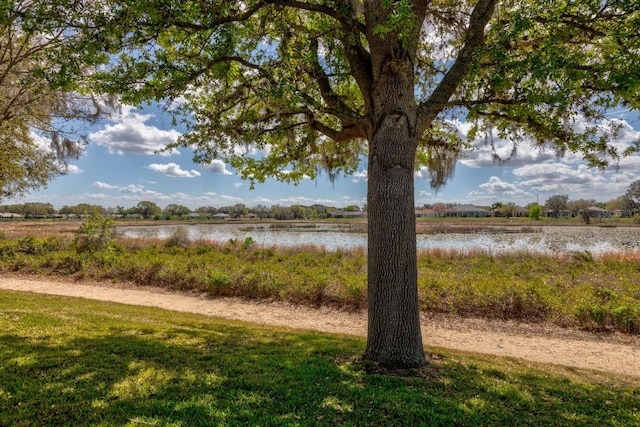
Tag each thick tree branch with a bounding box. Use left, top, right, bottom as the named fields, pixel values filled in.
left=267, top=0, right=366, bottom=35
left=160, top=1, right=270, bottom=30
left=417, top=0, right=497, bottom=135
left=276, top=0, right=373, bottom=119
left=446, top=96, right=522, bottom=108
left=310, top=120, right=366, bottom=142
left=188, top=56, right=265, bottom=83
left=336, top=29, right=373, bottom=121
left=307, top=38, right=362, bottom=122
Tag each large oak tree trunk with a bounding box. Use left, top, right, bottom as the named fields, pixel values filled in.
left=363, top=51, right=426, bottom=369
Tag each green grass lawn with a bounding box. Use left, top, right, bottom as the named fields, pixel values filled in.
left=1, top=291, right=638, bottom=426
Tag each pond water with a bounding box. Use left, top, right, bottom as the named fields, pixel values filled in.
left=116, top=222, right=640, bottom=255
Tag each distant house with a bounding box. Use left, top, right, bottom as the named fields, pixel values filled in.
left=444, top=205, right=490, bottom=218
left=544, top=209, right=574, bottom=218
left=0, top=212, right=23, bottom=220
left=513, top=207, right=530, bottom=217
left=415, top=209, right=437, bottom=218
left=212, top=213, right=230, bottom=220
left=612, top=209, right=634, bottom=218
left=331, top=210, right=367, bottom=219
left=586, top=206, right=609, bottom=219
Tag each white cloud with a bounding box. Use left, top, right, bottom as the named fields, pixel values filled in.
left=251, top=196, right=275, bottom=205
left=117, top=184, right=146, bottom=194
left=29, top=131, right=86, bottom=175
left=512, top=162, right=631, bottom=201
left=117, top=184, right=164, bottom=198
left=65, top=164, right=83, bottom=174
left=278, top=196, right=314, bottom=205
left=200, top=159, right=233, bottom=175
left=352, top=170, right=368, bottom=183
left=89, top=106, right=181, bottom=156
left=166, top=192, right=191, bottom=201
left=461, top=136, right=558, bottom=168
left=148, top=162, right=201, bottom=178
left=454, top=115, right=640, bottom=170
left=608, top=118, right=640, bottom=151
left=415, top=167, right=433, bottom=180
left=514, top=163, right=602, bottom=190
left=195, top=192, right=245, bottom=205
left=217, top=194, right=245, bottom=204
left=30, top=131, right=52, bottom=151
left=615, top=153, right=640, bottom=172
left=479, top=176, right=533, bottom=198
left=234, top=182, right=243, bottom=188
left=93, top=181, right=119, bottom=189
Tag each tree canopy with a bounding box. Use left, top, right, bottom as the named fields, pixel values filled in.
left=0, top=1, right=116, bottom=201
left=545, top=194, right=569, bottom=217
left=163, top=204, right=192, bottom=218
left=37, top=0, right=638, bottom=183
left=136, top=200, right=162, bottom=219
left=22, top=0, right=640, bottom=368
left=625, top=179, right=640, bottom=205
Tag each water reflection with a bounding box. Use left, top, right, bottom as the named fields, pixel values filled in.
left=116, top=223, right=640, bottom=255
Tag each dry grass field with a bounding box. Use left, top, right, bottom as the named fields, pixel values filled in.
left=0, top=220, right=84, bottom=239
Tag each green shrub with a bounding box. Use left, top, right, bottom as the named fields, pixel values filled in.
left=339, top=276, right=367, bottom=308
left=42, top=235, right=68, bottom=252
left=16, top=235, right=44, bottom=255
left=134, top=259, right=166, bottom=286
left=0, top=241, right=16, bottom=259
left=90, top=242, right=126, bottom=269
left=242, top=236, right=255, bottom=250
left=42, top=252, right=83, bottom=274
left=611, top=303, right=640, bottom=334
left=74, top=211, right=116, bottom=253
left=595, top=286, right=618, bottom=302
left=206, top=269, right=232, bottom=293
left=529, top=204, right=542, bottom=220
left=571, top=250, right=595, bottom=262
left=164, top=227, right=190, bottom=248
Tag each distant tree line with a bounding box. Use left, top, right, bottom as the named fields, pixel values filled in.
left=0, top=201, right=359, bottom=220
left=4, top=180, right=640, bottom=220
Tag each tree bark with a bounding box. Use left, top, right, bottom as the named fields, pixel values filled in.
left=363, top=49, right=426, bottom=368
left=365, top=146, right=425, bottom=368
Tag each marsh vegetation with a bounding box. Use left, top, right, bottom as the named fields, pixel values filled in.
left=1, top=219, right=639, bottom=334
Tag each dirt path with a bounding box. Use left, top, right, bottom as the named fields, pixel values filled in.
left=1, top=275, right=638, bottom=378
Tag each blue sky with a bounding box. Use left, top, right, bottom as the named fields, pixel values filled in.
left=8, top=104, right=640, bottom=211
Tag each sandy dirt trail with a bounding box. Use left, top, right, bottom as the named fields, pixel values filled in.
left=1, top=275, right=638, bottom=378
